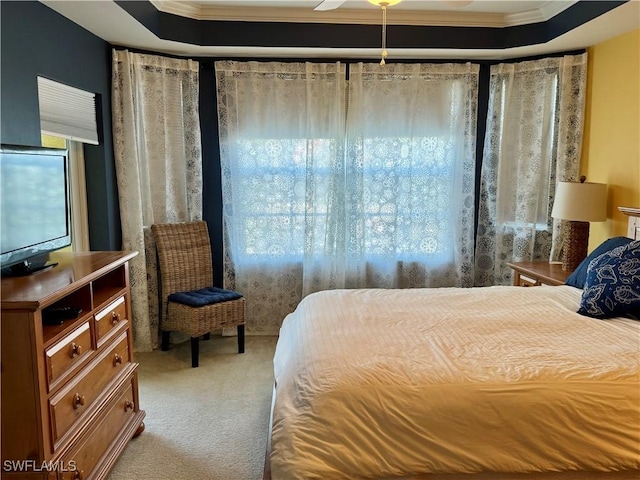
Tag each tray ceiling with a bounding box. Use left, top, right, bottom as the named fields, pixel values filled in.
left=40, top=0, right=640, bottom=60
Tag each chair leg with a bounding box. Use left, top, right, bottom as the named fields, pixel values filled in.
left=191, top=337, right=200, bottom=368
left=203, top=332, right=211, bottom=341
left=237, top=324, right=245, bottom=354
left=161, top=331, right=170, bottom=351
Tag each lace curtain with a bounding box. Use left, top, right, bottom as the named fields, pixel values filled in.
left=346, top=62, right=478, bottom=289
left=474, top=53, right=588, bottom=286
left=112, top=49, right=202, bottom=351
left=216, top=61, right=479, bottom=334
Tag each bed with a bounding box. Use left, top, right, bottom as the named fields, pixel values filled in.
left=264, top=210, right=640, bottom=480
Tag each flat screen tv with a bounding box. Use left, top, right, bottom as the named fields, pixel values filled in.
left=0, top=144, right=72, bottom=276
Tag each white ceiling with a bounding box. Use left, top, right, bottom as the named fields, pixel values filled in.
left=41, top=0, right=640, bottom=60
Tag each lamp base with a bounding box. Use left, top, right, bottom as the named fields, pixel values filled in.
left=562, top=221, right=590, bottom=272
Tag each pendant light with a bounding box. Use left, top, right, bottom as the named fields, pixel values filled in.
left=368, top=0, right=402, bottom=66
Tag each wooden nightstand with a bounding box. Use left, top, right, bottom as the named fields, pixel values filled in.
left=507, top=261, right=571, bottom=287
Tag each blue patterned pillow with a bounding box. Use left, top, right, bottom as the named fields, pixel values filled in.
left=578, top=240, right=640, bottom=318
left=565, top=236, right=633, bottom=288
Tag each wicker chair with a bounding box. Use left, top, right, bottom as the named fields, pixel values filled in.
left=151, top=221, right=245, bottom=367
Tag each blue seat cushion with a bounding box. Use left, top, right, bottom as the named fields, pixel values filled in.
left=169, top=287, right=243, bottom=307
left=577, top=240, right=640, bottom=319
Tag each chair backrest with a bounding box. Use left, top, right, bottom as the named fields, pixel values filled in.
left=151, top=221, right=214, bottom=297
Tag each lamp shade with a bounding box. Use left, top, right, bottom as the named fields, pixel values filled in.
left=551, top=181, right=607, bottom=222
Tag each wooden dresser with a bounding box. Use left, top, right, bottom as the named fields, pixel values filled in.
left=1, top=251, right=145, bottom=480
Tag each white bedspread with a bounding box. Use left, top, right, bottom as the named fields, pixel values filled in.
left=271, top=286, right=640, bottom=480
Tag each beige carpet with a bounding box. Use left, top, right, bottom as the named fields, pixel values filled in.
left=108, top=336, right=277, bottom=480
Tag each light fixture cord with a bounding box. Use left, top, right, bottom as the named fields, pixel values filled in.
left=380, top=4, right=388, bottom=66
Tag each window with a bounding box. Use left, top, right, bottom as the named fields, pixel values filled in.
left=358, top=135, right=455, bottom=261
left=41, top=135, right=90, bottom=252
left=217, top=61, right=478, bottom=292
left=474, top=54, right=587, bottom=286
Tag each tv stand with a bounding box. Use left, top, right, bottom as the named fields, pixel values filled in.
left=1, top=251, right=145, bottom=480
left=1, top=258, right=58, bottom=277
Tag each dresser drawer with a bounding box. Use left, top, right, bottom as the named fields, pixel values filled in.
left=49, top=331, right=131, bottom=447
left=59, top=377, right=138, bottom=480
left=94, top=296, right=127, bottom=347
left=45, top=321, right=94, bottom=393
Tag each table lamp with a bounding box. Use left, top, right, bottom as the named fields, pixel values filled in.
left=551, top=178, right=607, bottom=271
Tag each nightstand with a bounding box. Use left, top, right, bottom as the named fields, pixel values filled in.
left=507, top=261, right=571, bottom=287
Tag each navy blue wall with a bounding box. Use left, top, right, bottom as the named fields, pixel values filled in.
left=1, top=1, right=121, bottom=251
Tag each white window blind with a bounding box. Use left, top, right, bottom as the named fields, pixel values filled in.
left=37, top=77, right=99, bottom=145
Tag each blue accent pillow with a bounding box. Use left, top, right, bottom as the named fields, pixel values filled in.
left=565, top=236, right=634, bottom=288
left=169, top=287, right=243, bottom=307
left=577, top=240, right=640, bottom=319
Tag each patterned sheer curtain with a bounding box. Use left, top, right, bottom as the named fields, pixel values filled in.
left=216, top=61, right=347, bottom=335
left=474, top=53, right=588, bottom=286
left=216, top=61, right=479, bottom=335
left=112, top=49, right=202, bottom=351
left=345, top=62, right=478, bottom=290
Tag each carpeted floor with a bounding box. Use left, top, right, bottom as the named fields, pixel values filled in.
left=108, top=335, right=277, bottom=480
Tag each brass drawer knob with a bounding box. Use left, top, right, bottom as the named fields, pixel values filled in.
left=70, top=342, right=83, bottom=358
left=72, top=393, right=86, bottom=409
left=124, top=399, right=135, bottom=412
left=113, top=353, right=123, bottom=367
left=111, top=312, right=121, bottom=325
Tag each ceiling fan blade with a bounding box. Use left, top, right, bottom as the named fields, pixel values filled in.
left=314, top=0, right=347, bottom=11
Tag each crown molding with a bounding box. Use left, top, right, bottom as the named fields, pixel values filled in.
left=505, top=1, right=576, bottom=26
left=538, top=0, right=577, bottom=20
left=150, top=0, right=202, bottom=19
left=149, top=0, right=580, bottom=27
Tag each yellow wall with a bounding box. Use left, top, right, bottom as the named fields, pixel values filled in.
left=581, top=29, right=640, bottom=249
left=41, top=134, right=66, bottom=149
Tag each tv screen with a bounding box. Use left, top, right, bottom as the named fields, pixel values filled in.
left=0, top=144, right=72, bottom=275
